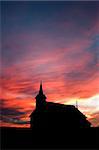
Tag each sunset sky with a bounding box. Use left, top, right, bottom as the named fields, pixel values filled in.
left=1, top=1, right=99, bottom=127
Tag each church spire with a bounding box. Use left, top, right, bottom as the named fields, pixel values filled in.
left=35, top=81, right=46, bottom=110
left=39, top=81, right=43, bottom=94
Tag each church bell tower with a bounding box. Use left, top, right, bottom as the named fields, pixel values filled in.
left=35, top=81, right=46, bottom=110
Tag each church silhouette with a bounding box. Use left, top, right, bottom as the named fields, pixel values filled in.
left=30, top=82, right=91, bottom=129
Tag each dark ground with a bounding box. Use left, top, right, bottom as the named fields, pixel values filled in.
left=1, top=127, right=99, bottom=149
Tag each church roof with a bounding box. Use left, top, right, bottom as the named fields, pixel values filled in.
left=30, top=101, right=86, bottom=120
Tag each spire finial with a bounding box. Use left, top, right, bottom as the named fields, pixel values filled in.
left=39, top=80, right=43, bottom=94
left=40, top=80, right=42, bottom=86
left=76, top=100, right=78, bottom=109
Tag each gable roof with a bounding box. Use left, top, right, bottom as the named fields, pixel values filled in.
left=30, top=101, right=86, bottom=120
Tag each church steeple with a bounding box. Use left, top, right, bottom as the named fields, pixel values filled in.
left=35, top=81, right=46, bottom=110
left=39, top=81, right=43, bottom=94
